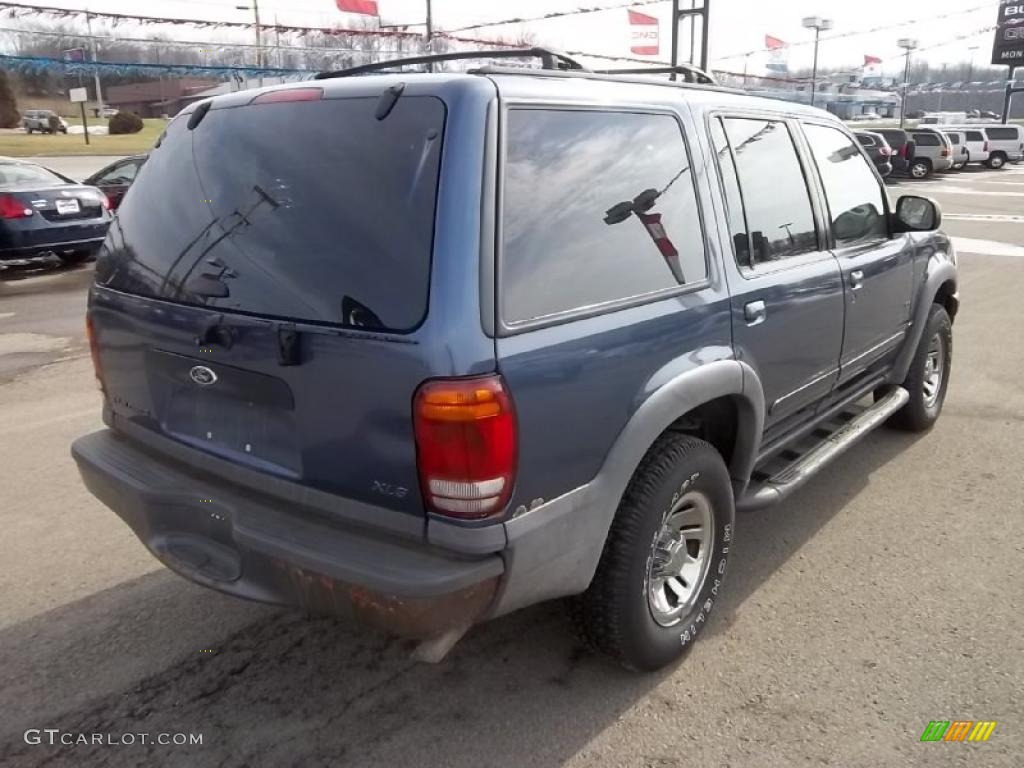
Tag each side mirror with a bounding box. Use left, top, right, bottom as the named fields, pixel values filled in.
left=893, top=195, right=941, bottom=233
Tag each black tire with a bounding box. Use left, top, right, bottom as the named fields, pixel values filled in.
left=570, top=434, right=734, bottom=671
left=57, top=250, right=91, bottom=265
left=909, top=159, right=931, bottom=179
left=986, top=153, right=1006, bottom=170
left=887, top=304, right=952, bottom=432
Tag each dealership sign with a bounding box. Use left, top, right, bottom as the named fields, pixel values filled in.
left=992, top=1, right=1024, bottom=65
left=628, top=9, right=659, bottom=56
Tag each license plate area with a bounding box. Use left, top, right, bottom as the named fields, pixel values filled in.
left=55, top=199, right=80, bottom=215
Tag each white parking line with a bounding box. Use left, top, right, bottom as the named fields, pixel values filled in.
left=0, top=312, right=14, bottom=320
left=923, top=187, right=1024, bottom=197
left=951, top=237, right=1024, bottom=257
left=944, top=213, right=1024, bottom=223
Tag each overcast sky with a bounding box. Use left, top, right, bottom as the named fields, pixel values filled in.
left=12, top=0, right=1005, bottom=76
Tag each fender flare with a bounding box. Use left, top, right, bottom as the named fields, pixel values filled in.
left=493, top=359, right=765, bottom=617
left=891, top=257, right=958, bottom=384
left=592, top=358, right=765, bottom=504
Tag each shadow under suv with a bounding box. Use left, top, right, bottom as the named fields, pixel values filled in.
left=73, top=50, right=959, bottom=671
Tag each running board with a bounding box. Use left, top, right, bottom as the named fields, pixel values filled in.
left=736, top=387, right=909, bottom=512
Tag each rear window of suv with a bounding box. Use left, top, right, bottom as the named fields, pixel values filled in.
left=97, top=95, right=445, bottom=332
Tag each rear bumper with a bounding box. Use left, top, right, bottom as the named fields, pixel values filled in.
left=71, top=429, right=503, bottom=639
left=0, top=236, right=105, bottom=262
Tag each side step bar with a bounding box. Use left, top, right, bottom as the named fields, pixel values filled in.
left=736, top=387, right=909, bottom=512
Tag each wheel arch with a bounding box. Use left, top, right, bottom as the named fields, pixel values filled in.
left=492, top=359, right=765, bottom=618
left=891, top=246, right=958, bottom=384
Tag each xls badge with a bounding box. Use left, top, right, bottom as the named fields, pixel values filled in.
left=189, top=366, right=218, bottom=386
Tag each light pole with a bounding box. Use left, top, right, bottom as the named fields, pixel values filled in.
left=802, top=17, right=833, bottom=108
left=898, top=38, right=918, bottom=128
left=84, top=11, right=105, bottom=116
left=236, top=1, right=263, bottom=87
left=967, top=45, right=979, bottom=112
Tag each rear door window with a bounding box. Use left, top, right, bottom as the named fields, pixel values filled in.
left=98, top=95, right=446, bottom=332
left=721, top=117, right=818, bottom=265
left=913, top=133, right=940, bottom=146
left=500, top=109, right=707, bottom=324
left=966, top=131, right=984, bottom=141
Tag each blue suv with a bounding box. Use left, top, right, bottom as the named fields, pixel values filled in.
left=73, top=50, right=958, bottom=671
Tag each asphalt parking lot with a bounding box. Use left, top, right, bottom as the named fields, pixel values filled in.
left=1, top=158, right=1022, bottom=767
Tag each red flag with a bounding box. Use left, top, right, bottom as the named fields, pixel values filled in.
left=864, top=54, right=882, bottom=66
left=628, top=10, right=659, bottom=56
left=336, top=0, right=379, bottom=15
left=765, top=35, right=786, bottom=50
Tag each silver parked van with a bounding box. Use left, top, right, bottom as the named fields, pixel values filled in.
left=943, top=124, right=1024, bottom=168
left=907, top=128, right=954, bottom=178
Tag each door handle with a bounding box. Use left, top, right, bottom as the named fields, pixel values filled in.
left=744, top=300, right=767, bottom=326
left=850, top=270, right=864, bottom=291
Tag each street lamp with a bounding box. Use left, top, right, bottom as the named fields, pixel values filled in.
left=967, top=45, right=979, bottom=112
left=802, top=16, right=833, bottom=108
left=236, top=1, right=263, bottom=87
left=897, top=38, right=918, bottom=127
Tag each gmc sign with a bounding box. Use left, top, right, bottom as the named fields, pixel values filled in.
left=993, top=1, right=1024, bottom=65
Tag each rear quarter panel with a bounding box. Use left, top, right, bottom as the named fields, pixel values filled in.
left=489, top=78, right=735, bottom=514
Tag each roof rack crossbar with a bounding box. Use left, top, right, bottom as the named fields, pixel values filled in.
left=316, top=47, right=590, bottom=80
left=593, top=65, right=717, bottom=85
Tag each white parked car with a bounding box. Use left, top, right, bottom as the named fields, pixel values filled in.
left=959, top=128, right=991, bottom=166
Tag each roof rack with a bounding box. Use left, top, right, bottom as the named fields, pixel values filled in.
left=316, top=47, right=590, bottom=80
left=593, top=65, right=716, bottom=85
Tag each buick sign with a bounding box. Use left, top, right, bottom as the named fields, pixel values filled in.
left=993, top=1, right=1024, bottom=65
left=189, top=366, right=218, bottom=386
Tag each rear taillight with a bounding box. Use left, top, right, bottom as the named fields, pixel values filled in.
left=413, top=375, right=516, bottom=519
left=983, top=141, right=989, bottom=152
left=100, top=192, right=111, bottom=210
left=900, top=144, right=909, bottom=157
left=940, top=147, right=950, bottom=157
left=0, top=194, right=32, bottom=219
left=85, top=313, right=105, bottom=393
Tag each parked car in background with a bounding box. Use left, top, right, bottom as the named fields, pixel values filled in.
left=22, top=109, right=69, bottom=134
left=72, top=54, right=958, bottom=672
left=940, top=130, right=970, bottom=170
left=854, top=130, right=893, bottom=177
left=942, top=124, right=1024, bottom=169
left=876, top=128, right=916, bottom=176
left=907, top=128, right=954, bottom=178
left=84, top=154, right=147, bottom=210
left=958, top=128, right=991, bottom=166
left=0, top=157, right=111, bottom=265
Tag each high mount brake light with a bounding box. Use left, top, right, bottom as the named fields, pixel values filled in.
left=250, top=88, right=323, bottom=105
left=413, top=376, right=517, bottom=519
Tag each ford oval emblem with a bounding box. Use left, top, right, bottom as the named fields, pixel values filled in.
left=189, top=365, right=218, bottom=386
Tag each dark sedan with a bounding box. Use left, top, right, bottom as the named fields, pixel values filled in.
left=854, top=131, right=893, bottom=178
left=84, top=154, right=147, bottom=211
left=0, top=158, right=112, bottom=266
